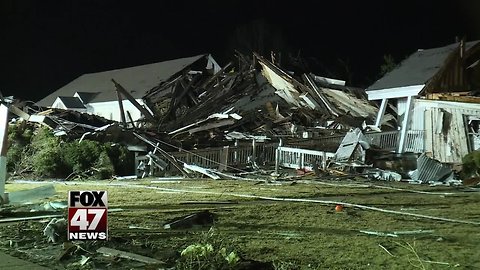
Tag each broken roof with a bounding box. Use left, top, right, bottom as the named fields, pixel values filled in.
left=367, top=40, right=480, bottom=91
left=36, top=54, right=210, bottom=107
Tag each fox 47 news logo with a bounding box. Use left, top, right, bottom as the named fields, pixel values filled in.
left=68, top=191, right=108, bottom=240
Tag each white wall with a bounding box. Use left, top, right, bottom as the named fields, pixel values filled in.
left=410, top=99, right=480, bottom=163
left=51, top=98, right=67, bottom=110
left=88, top=99, right=150, bottom=122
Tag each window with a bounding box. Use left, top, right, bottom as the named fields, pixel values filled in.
left=465, top=115, right=480, bottom=152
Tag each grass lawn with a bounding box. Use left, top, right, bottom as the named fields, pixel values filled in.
left=1, top=178, right=479, bottom=269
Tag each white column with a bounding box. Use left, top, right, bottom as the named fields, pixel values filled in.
left=0, top=104, right=9, bottom=203
left=374, top=98, right=388, bottom=128
left=397, top=96, right=413, bottom=153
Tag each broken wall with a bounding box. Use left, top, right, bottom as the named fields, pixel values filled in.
left=412, top=99, right=480, bottom=163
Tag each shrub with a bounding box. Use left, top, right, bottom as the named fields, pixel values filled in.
left=105, top=143, right=135, bottom=176
left=62, top=140, right=119, bottom=179
left=6, top=122, right=34, bottom=173
left=94, top=150, right=114, bottom=179
left=461, top=150, right=480, bottom=180
left=62, top=140, right=103, bottom=173
left=6, top=124, right=132, bottom=179
left=30, top=127, right=65, bottom=177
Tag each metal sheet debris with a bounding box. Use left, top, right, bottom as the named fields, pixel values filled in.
left=8, top=185, right=56, bottom=204
left=333, top=128, right=370, bottom=165
left=409, top=153, right=453, bottom=183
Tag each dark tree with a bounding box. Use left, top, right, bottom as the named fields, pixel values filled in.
left=379, top=54, right=397, bottom=76
left=226, top=19, right=289, bottom=59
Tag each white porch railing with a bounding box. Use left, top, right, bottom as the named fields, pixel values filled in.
left=404, top=130, right=425, bottom=153
left=365, top=130, right=399, bottom=151
left=275, top=146, right=335, bottom=171
left=364, top=130, right=425, bottom=153
left=162, top=130, right=426, bottom=175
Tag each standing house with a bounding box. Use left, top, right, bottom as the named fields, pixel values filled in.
left=36, top=54, right=220, bottom=123
left=367, top=40, right=480, bottom=164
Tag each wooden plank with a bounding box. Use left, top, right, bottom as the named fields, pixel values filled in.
left=111, top=79, right=154, bottom=121
left=115, top=90, right=127, bottom=127
left=200, top=62, right=232, bottom=89
left=8, top=105, right=30, bottom=121
left=187, top=119, right=235, bottom=134
left=375, top=98, right=388, bottom=128
left=303, top=74, right=340, bottom=117
left=97, top=247, right=163, bottom=265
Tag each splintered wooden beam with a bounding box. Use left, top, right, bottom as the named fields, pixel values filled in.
left=8, top=105, right=30, bottom=121
left=200, top=61, right=233, bottom=89
left=111, top=79, right=155, bottom=121
left=97, top=247, right=164, bottom=265
left=303, top=74, right=340, bottom=117
left=115, top=90, right=127, bottom=126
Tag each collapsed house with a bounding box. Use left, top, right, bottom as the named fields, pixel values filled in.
left=22, top=42, right=479, bottom=182
left=142, top=53, right=382, bottom=143
left=367, top=39, right=480, bottom=164
left=25, top=51, right=382, bottom=178
left=130, top=52, right=388, bottom=175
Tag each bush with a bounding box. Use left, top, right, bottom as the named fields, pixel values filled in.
left=62, top=140, right=103, bottom=173
left=94, top=150, right=114, bottom=179
left=30, top=127, right=65, bottom=177
left=461, top=150, right=480, bottom=180
left=6, top=122, right=34, bottom=173
left=6, top=124, right=132, bottom=179
left=62, top=140, right=120, bottom=179
left=105, top=144, right=134, bottom=176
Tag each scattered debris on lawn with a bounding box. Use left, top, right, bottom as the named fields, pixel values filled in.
left=163, top=210, right=215, bottom=229
left=359, top=229, right=434, bottom=238
left=97, top=247, right=164, bottom=265
left=8, top=184, right=56, bottom=204
left=43, top=218, right=67, bottom=243
left=409, top=153, right=454, bottom=184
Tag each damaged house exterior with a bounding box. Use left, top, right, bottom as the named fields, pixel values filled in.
left=368, top=40, right=480, bottom=164
left=36, top=54, right=220, bottom=123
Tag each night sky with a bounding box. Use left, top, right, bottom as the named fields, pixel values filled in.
left=1, top=0, right=479, bottom=102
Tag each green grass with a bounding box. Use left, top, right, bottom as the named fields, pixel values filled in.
left=2, top=179, right=480, bottom=269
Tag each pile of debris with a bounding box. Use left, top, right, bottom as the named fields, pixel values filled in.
left=139, top=52, right=387, bottom=149
left=2, top=51, right=476, bottom=185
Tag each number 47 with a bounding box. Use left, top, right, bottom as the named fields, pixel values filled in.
left=71, top=209, right=105, bottom=230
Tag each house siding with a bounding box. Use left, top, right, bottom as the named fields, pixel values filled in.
left=88, top=99, right=150, bottom=122
left=410, top=99, right=480, bottom=163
